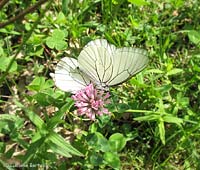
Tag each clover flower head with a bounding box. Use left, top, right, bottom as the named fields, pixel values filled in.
left=72, top=84, right=110, bottom=120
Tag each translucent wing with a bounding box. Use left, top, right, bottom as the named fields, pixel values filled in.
left=78, top=39, right=115, bottom=87
left=85, top=39, right=116, bottom=53
left=107, top=47, right=148, bottom=86
left=52, top=39, right=148, bottom=93
left=78, top=39, right=148, bottom=88
left=53, top=57, right=90, bottom=93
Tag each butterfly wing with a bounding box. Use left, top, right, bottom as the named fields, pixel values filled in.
left=78, top=39, right=115, bottom=86
left=52, top=39, right=148, bottom=93
left=107, top=47, right=148, bottom=86
left=53, top=57, right=90, bottom=93
left=78, top=39, right=148, bottom=88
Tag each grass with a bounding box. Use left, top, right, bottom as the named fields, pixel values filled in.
left=0, top=0, right=200, bottom=169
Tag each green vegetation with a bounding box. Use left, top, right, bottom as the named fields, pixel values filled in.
left=0, top=0, right=200, bottom=169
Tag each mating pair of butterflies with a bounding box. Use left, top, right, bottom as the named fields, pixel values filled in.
left=51, top=39, right=148, bottom=93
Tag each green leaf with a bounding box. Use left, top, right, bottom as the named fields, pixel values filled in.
left=162, top=115, right=183, bottom=126
left=47, top=132, right=83, bottom=156
left=47, top=101, right=74, bottom=129
left=134, top=114, right=161, bottom=121
left=166, top=68, right=184, bottom=76
left=0, top=114, right=24, bottom=124
left=158, top=120, right=165, bottom=145
left=128, top=0, right=148, bottom=6
left=27, top=77, right=53, bottom=92
left=155, top=84, right=172, bottom=94
left=193, top=54, right=200, bottom=58
left=89, top=153, right=103, bottom=166
left=0, top=56, right=17, bottom=72
left=176, top=93, right=189, bottom=108
left=33, top=88, right=63, bottom=106
left=4, top=147, right=15, bottom=159
left=188, top=30, right=200, bottom=45
left=27, top=76, right=45, bottom=91
left=104, top=152, right=120, bottom=169
left=33, top=92, right=51, bottom=106
left=0, top=47, right=4, bottom=57
left=0, top=142, right=5, bottom=153
left=193, top=63, right=200, bottom=72
left=56, top=12, right=67, bottom=24
left=62, top=0, right=69, bottom=15
left=55, top=40, right=67, bottom=50
left=97, top=114, right=111, bottom=128
left=31, top=131, right=43, bottom=143
left=46, top=29, right=68, bottom=50
left=95, top=132, right=110, bottom=152
left=52, top=29, right=66, bottom=40
left=32, top=87, right=54, bottom=107
left=0, top=114, right=24, bottom=136
left=14, top=100, right=44, bottom=129
left=87, top=132, right=110, bottom=152
left=22, top=137, right=46, bottom=164
left=0, top=28, right=20, bottom=35
left=27, top=110, right=45, bottom=129
left=46, top=37, right=55, bottom=49
left=89, top=123, right=98, bottom=133
left=0, top=121, right=11, bottom=133
left=146, top=69, right=164, bottom=74
left=109, top=133, right=127, bottom=152
left=47, top=141, right=72, bottom=158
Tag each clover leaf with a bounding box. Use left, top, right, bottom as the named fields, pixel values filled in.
left=46, top=29, right=68, bottom=50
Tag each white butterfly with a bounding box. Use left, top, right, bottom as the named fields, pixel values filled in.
left=50, top=39, right=148, bottom=93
